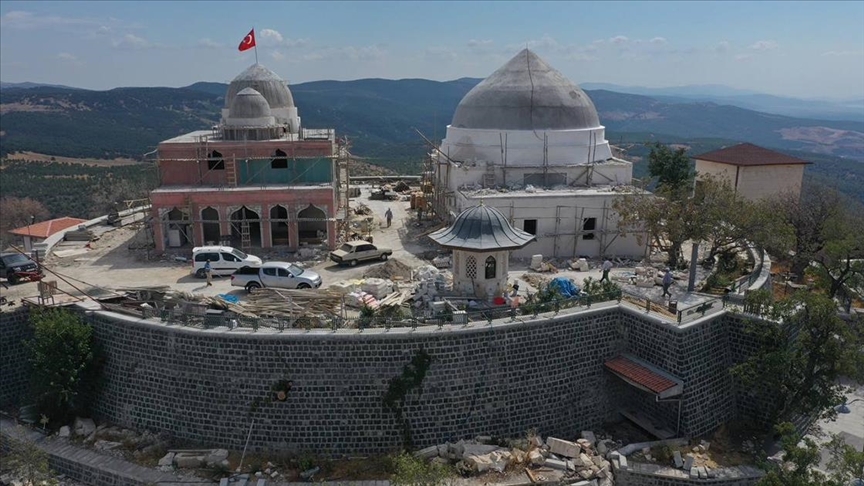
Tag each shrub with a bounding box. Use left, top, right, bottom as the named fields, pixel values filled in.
left=390, top=452, right=451, bottom=486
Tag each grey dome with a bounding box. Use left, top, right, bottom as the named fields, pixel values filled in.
left=228, top=88, right=272, bottom=120
left=224, top=63, right=295, bottom=110
left=429, top=204, right=535, bottom=251
left=451, top=49, right=600, bottom=131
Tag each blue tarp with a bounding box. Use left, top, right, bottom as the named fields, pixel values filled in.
left=548, top=277, right=580, bottom=298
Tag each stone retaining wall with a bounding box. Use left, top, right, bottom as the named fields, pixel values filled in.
left=615, top=461, right=762, bottom=486
left=0, top=305, right=32, bottom=408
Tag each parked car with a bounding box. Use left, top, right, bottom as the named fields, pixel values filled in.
left=231, top=262, right=322, bottom=292
left=191, top=246, right=262, bottom=278
left=0, top=252, right=41, bottom=285
left=329, top=241, right=393, bottom=266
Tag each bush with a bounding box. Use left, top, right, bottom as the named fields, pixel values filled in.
left=389, top=452, right=451, bottom=486
left=581, top=277, right=623, bottom=302
left=25, top=308, right=95, bottom=425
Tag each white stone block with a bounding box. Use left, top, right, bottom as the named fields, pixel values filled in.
left=547, top=437, right=581, bottom=458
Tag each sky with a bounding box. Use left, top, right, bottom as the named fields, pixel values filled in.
left=1, top=1, right=863, bottom=99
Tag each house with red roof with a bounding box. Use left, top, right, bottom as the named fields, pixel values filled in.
left=8, top=216, right=87, bottom=252
left=692, top=142, right=811, bottom=201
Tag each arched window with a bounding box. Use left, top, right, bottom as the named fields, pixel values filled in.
left=271, top=149, right=288, bottom=169
left=465, top=255, right=477, bottom=280
left=207, top=150, right=224, bottom=170
left=485, top=256, right=496, bottom=279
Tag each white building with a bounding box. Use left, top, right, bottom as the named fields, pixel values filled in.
left=432, top=49, right=647, bottom=259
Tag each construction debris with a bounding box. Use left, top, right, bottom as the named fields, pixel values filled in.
left=362, top=258, right=413, bottom=280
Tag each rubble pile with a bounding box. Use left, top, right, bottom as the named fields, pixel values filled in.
left=413, top=265, right=453, bottom=303
left=415, top=431, right=619, bottom=485
left=362, top=258, right=413, bottom=280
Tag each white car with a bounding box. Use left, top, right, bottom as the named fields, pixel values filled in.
left=191, top=246, right=262, bottom=278
left=231, top=262, right=322, bottom=291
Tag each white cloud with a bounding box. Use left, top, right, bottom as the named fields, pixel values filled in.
left=467, top=39, right=493, bottom=48
left=57, top=52, right=78, bottom=61
left=609, top=35, right=629, bottom=45
left=270, top=50, right=285, bottom=60
left=260, top=28, right=283, bottom=44
left=748, top=40, right=778, bottom=51
left=715, top=40, right=730, bottom=53
left=649, top=37, right=667, bottom=45
left=197, top=38, right=223, bottom=49
left=822, top=50, right=864, bottom=57
left=112, top=33, right=150, bottom=49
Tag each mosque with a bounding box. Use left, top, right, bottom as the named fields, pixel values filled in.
left=432, top=49, right=648, bottom=260
left=149, top=64, right=346, bottom=252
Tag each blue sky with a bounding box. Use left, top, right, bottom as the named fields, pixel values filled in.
left=1, top=1, right=863, bottom=99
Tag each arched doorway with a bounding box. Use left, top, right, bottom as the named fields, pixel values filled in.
left=230, top=206, right=262, bottom=248
left=207, top=150, right=224, bottom=171
left=201, top=207, right=220, bottom=245
left=270, top=205, right=289, bottom=246
left=164, top=207, right=191, bottom=247
left=297, top=204, right=327, bottom=244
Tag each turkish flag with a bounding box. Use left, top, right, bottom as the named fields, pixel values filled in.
left=238, top=29, right=256, bottom=52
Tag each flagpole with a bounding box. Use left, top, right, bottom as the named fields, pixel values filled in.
left=254, top=26, right=259, bottom=64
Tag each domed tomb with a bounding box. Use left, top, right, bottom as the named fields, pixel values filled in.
left=224, top=63, right=295, bottom=110
left=451, top=49, right=600, bottom=131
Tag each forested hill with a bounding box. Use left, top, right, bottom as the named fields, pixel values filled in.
left=1, top=78, right=862, bottom=168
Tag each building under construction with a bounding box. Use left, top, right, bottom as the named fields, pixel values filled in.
left=429, top=49, right=648, bottom=259
left=149, top=64, right=349, bottom=252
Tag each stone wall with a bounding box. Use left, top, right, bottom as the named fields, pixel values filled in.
left=85, top=305, right=625, bottom=454
left=0, top=306, right=32, bottom=409
left=615, top=462, right=762, bottom=486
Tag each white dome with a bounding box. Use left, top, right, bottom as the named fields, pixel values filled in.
left=224, top=63, right=295, bottom=110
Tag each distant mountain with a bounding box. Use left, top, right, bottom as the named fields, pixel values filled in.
left=581, top=82, right=863, bottom=122
left=0, top=81, right=83, bottom=91
left=2, top=77, right=863, bottom=167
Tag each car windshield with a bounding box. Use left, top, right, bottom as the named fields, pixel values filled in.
left=231, top=249, right=248, bottom=260
left=2, top=254, right=30, bottom=265
left=339, top=244, right=354, bottom=252
left=289, top=264, right=304, bottom=276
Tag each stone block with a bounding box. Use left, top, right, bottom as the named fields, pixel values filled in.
left=414, top=446, right=439, bottom=460
left=206, top=449, right=230, bottom=466
left=544, top=458, right=569, bottom=471
left=95, top=440, right=122, bottom=451
left=596, top=440, right=608, bottom=455
left=578, top=453, right=594, bottom=469
left=437, top=444, right=449, bottom=458
left=578, top=469, right=593, bottom=480
left=510, top=448, right=526, bottom=464
left=690, top=467, right=699, bottom=478
left=707, top=467, right=717, bottom=478
left=58, top=426, right=70, bottom=438
left=697, top=466, right=707, bottom=478
left=175, top=454, right=204, bottom=468
left=73, top=417, right=96, bottom=437
left=547, top=437, right=581, bottom=458
left=158, top=452, right=175, bottom=467
left=618, top=455, right=628, bottom=470
left=462, top=443, right=501, bottom=459
left=529, top=449, right=545, bottom=466
left=683, top=454, right=695, bottom=470
left=580, top=431, right=597, bottom=446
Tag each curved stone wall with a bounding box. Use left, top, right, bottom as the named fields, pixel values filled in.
left=86, top=305, right=625, bottom=454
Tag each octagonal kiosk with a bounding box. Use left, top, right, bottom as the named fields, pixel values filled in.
left=429, top=203, right=535, bottom=299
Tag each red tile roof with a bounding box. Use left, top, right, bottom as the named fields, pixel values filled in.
left=693, top=142, right=810, bottom=167
left=605, top=356, right=677, bottom=394
left=8, top=217, right=87, bottom=239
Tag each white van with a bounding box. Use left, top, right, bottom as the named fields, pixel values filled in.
left=191, top=246, right=262, bottom=278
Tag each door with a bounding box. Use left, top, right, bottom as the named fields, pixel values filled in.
left=276, top=267, right=297, bottom=289
left=260, top=267, right=279, bottom=287
left=357, top=244, right=375, bottom=261
left=219, top=252, right=243, bottom=275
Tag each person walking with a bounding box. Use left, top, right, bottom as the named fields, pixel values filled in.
left=204, top=259, right=213, bottom=287
left=385, top=208, right=393, bottom=228
left=601, top=259, right=613, bottom=282
left=662, top=268, right=673, bottom=298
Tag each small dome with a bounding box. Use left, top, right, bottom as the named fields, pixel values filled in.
left=224, top=63, right=295, bottom=110
left=451, top=49, right=600, bottom=131
left=429, top=204, right=536, bottom=251
left=228, top=88, right=273, bottom=120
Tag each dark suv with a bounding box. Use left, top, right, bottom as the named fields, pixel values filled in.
left=0, top=252, right=41, bottom=285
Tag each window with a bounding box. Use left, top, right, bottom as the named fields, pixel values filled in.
left=231, top=249, right=249, bottom=260
left=194, top=252, right=219, bottom=262
left=277, top=268, right=291, bottom=277
left=485, top=256, right=496, bottom=279
left=523, top=219, right=537, bottom=235
left=582, top=217, right=596, bottom=240
left=466, top=255, right=477, bottom=279
left=524, top=173, right=566, bottom=187
left=262, top=268, right=278, bottom=277
left=359, top=244, right=375, bottom=252
left=207, top=150, right=224, bottom=170
left=221, top=252, right=240, bottom=262
left=271, top=149, right=288, bottom=169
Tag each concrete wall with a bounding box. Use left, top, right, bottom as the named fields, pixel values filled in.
left=447, top=159, right=633, bottom=189
left=695, top=160, right=804, bottom=201
left=452, top=191, right=647, bottom=259
left=440, top=126, right=612, bottom=166
left=0, top=306, right=32, bottom=408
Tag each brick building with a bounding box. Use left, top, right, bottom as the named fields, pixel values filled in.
left=150, top=64, right=347, bottom=252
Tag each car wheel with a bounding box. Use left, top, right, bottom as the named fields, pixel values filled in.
left=297, top=283, right=310, bottom=289
left=349, top=259, right=358, bottom=267
left=195, top=268, right=206, bottom=279
left=246, top=282, right=261, bottom=292
left=380, top=253, right=388, bottom=261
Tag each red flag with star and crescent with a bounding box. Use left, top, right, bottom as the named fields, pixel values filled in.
left=238, top=29, right=256, bottom=52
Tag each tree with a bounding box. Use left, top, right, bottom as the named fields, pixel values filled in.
left=756, top=423, right=864, bottom=486
left=647, top=142, right=694, bottom=191
left=810, top=202, right=864, bottom=299
left=732, top=292, right=864, bottom=428
left=25, top=308, right=95, bottom=425
left=2, top=427, right=58, bottom=486
left=389, top=452, right=452, bottom=486
left=0, top=196, right=50, bottom=248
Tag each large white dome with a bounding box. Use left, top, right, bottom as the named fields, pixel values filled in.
left=451, top=49, right=600, bottom=131
left=224, top=63, right=295, bottom=110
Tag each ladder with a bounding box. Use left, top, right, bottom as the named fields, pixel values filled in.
left=226, top=157, right=238, bottom=187
left=240, top=221, right=251, bottom=251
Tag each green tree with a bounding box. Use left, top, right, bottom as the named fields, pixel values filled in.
left=2, top=427, right=58, bottom=486
left=810, top=202, right=864, bottom=299
left=25, top=308, right=95, bottom=424
left=731, top=292, right=864, bottom=428
left=389, top=452, right=452, bottom=486
left=757, top=423, right=864, bottom=486
left=647, top=142, right=694, bottom=191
